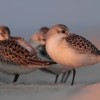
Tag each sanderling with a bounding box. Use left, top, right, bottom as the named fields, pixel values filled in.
left=30, top=27, right=76, bottom=85
left=29, top=27, right=49, bottom=48
left=0, top=25, right=56, bottom=83
left=46, top=24, right=100, bottom=84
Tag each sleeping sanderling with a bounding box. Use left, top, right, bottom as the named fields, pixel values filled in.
left=45, top=24, right=100, bottom=84
left=0, top=25, right=56, bottom=83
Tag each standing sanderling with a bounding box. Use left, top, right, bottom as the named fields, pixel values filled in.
left=45, top=24, right=100, bottom=84
left=0, top=25, right=56, bottom=83
left=30, top=27, right=76, bottom=85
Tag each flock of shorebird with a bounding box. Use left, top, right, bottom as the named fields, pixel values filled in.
left=0, top=24, right=100, bottom=85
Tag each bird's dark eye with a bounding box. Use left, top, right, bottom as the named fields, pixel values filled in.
left=62, top=30, right=66, bottom=33
left=42, top=39, right=46, bottom=41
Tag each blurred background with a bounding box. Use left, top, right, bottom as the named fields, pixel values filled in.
left=0, top=0, right=100, bottom=45
left=0, top=0, right=100, bottom=84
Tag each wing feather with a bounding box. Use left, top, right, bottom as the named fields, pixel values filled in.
left=65, top=33, right=100, bottom=55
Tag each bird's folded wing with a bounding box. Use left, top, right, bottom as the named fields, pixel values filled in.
left=65, top=33, right=100, bottom=55
left=0, top=39, right=56, bottom=68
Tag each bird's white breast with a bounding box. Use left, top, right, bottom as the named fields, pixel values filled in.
left=46, top=34, right=99, bottom=69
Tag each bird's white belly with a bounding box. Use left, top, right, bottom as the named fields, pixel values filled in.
left=37, top=47, right=69, bottom=74
left=46, top=38, right=99, bottom=69
left=0, top=62, right=35, bottom=75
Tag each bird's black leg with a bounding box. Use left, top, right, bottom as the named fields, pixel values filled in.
left=55, top=74, right=59, bottom=83
left=71, top=69, right=76, bottom=86
left=13, top=74, right=19, bottom=83
left=60, top=72, right=67, bottom=83
left=63, top=70, right=71, bottom=83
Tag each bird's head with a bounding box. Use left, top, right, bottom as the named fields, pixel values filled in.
left=0, top=25, right=10, bottom=40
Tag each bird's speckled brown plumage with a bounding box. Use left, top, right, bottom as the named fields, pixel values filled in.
left=0, top=39, right=56, bottom=67
left=65, top=33, right=100, bottom=55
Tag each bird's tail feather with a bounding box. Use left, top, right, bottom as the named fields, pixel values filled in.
left=28, top=59, right=57, bottom=68
left=40, top=68, right=56, bottom=75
